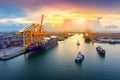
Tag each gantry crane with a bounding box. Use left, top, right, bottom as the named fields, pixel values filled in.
left=22, top=15, right=50, bottom=51
left=16, top=15, right=69, bottom=52
left=16, top=15, right=52, bottom=51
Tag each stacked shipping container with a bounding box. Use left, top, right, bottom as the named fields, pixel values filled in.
left=0, top=34, right=23, bottom=49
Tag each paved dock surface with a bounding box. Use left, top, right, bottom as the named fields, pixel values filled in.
left=0, top=46, right=24, bottom=60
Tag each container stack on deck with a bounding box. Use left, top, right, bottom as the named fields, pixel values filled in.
left=27, top=36, right=58, bottom=50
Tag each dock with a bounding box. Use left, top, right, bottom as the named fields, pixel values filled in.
left=0, top=46, right=24, bottom=60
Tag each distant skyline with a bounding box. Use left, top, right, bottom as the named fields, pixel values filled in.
left=0, top=0, right=120, bottom=31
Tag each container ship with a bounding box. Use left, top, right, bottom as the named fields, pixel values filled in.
left=22, top=15, right=59, bottom=54
left=26, top=35, right=58, bottom=54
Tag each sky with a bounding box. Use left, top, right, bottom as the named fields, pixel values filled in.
left=0, top=0, right=120, bottom=31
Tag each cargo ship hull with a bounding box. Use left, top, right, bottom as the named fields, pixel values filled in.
left=27, top=41, right=58, bottom=54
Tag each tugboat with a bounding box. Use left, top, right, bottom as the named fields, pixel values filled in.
left=76, top=40, right=80, bottom=46
left=75, top=52, right=84, bottom=63
left=96, top=46, right=105, bottom=55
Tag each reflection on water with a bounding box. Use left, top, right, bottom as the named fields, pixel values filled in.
left=97, top=52, right=105, bottom=60
left=0, top=34, right=120, bottom=80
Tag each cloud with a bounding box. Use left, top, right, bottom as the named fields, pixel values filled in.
left=1, top=0, right=120, bottom=32
left=0, top=21, right=29, bottom=32
left=1, top=0, right=120, bottom=20
left=0, top=8, right=26, bottom=19
left=1, top=0, right=120, bottom=14
left=104, top=25, right=119, bottom=29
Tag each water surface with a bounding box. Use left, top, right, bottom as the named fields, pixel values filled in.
left=0, top=34, right=120, bottom=80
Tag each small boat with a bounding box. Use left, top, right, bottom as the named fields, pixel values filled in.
left=76, top=40, right=80, bottom=46
left=96, top=46, right=105, bottom=55
left=75, top=52, right=84, bottom=63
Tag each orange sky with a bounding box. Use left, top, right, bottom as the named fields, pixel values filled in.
left=1, top=0, right=120, bottom=31
left=25, top=7, right=120, bottom=29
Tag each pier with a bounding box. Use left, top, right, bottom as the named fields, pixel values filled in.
left=0, top=46, right=24, bottom=60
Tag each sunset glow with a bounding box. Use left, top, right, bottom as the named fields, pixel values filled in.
left=1, top=0, right=120, bottom=31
